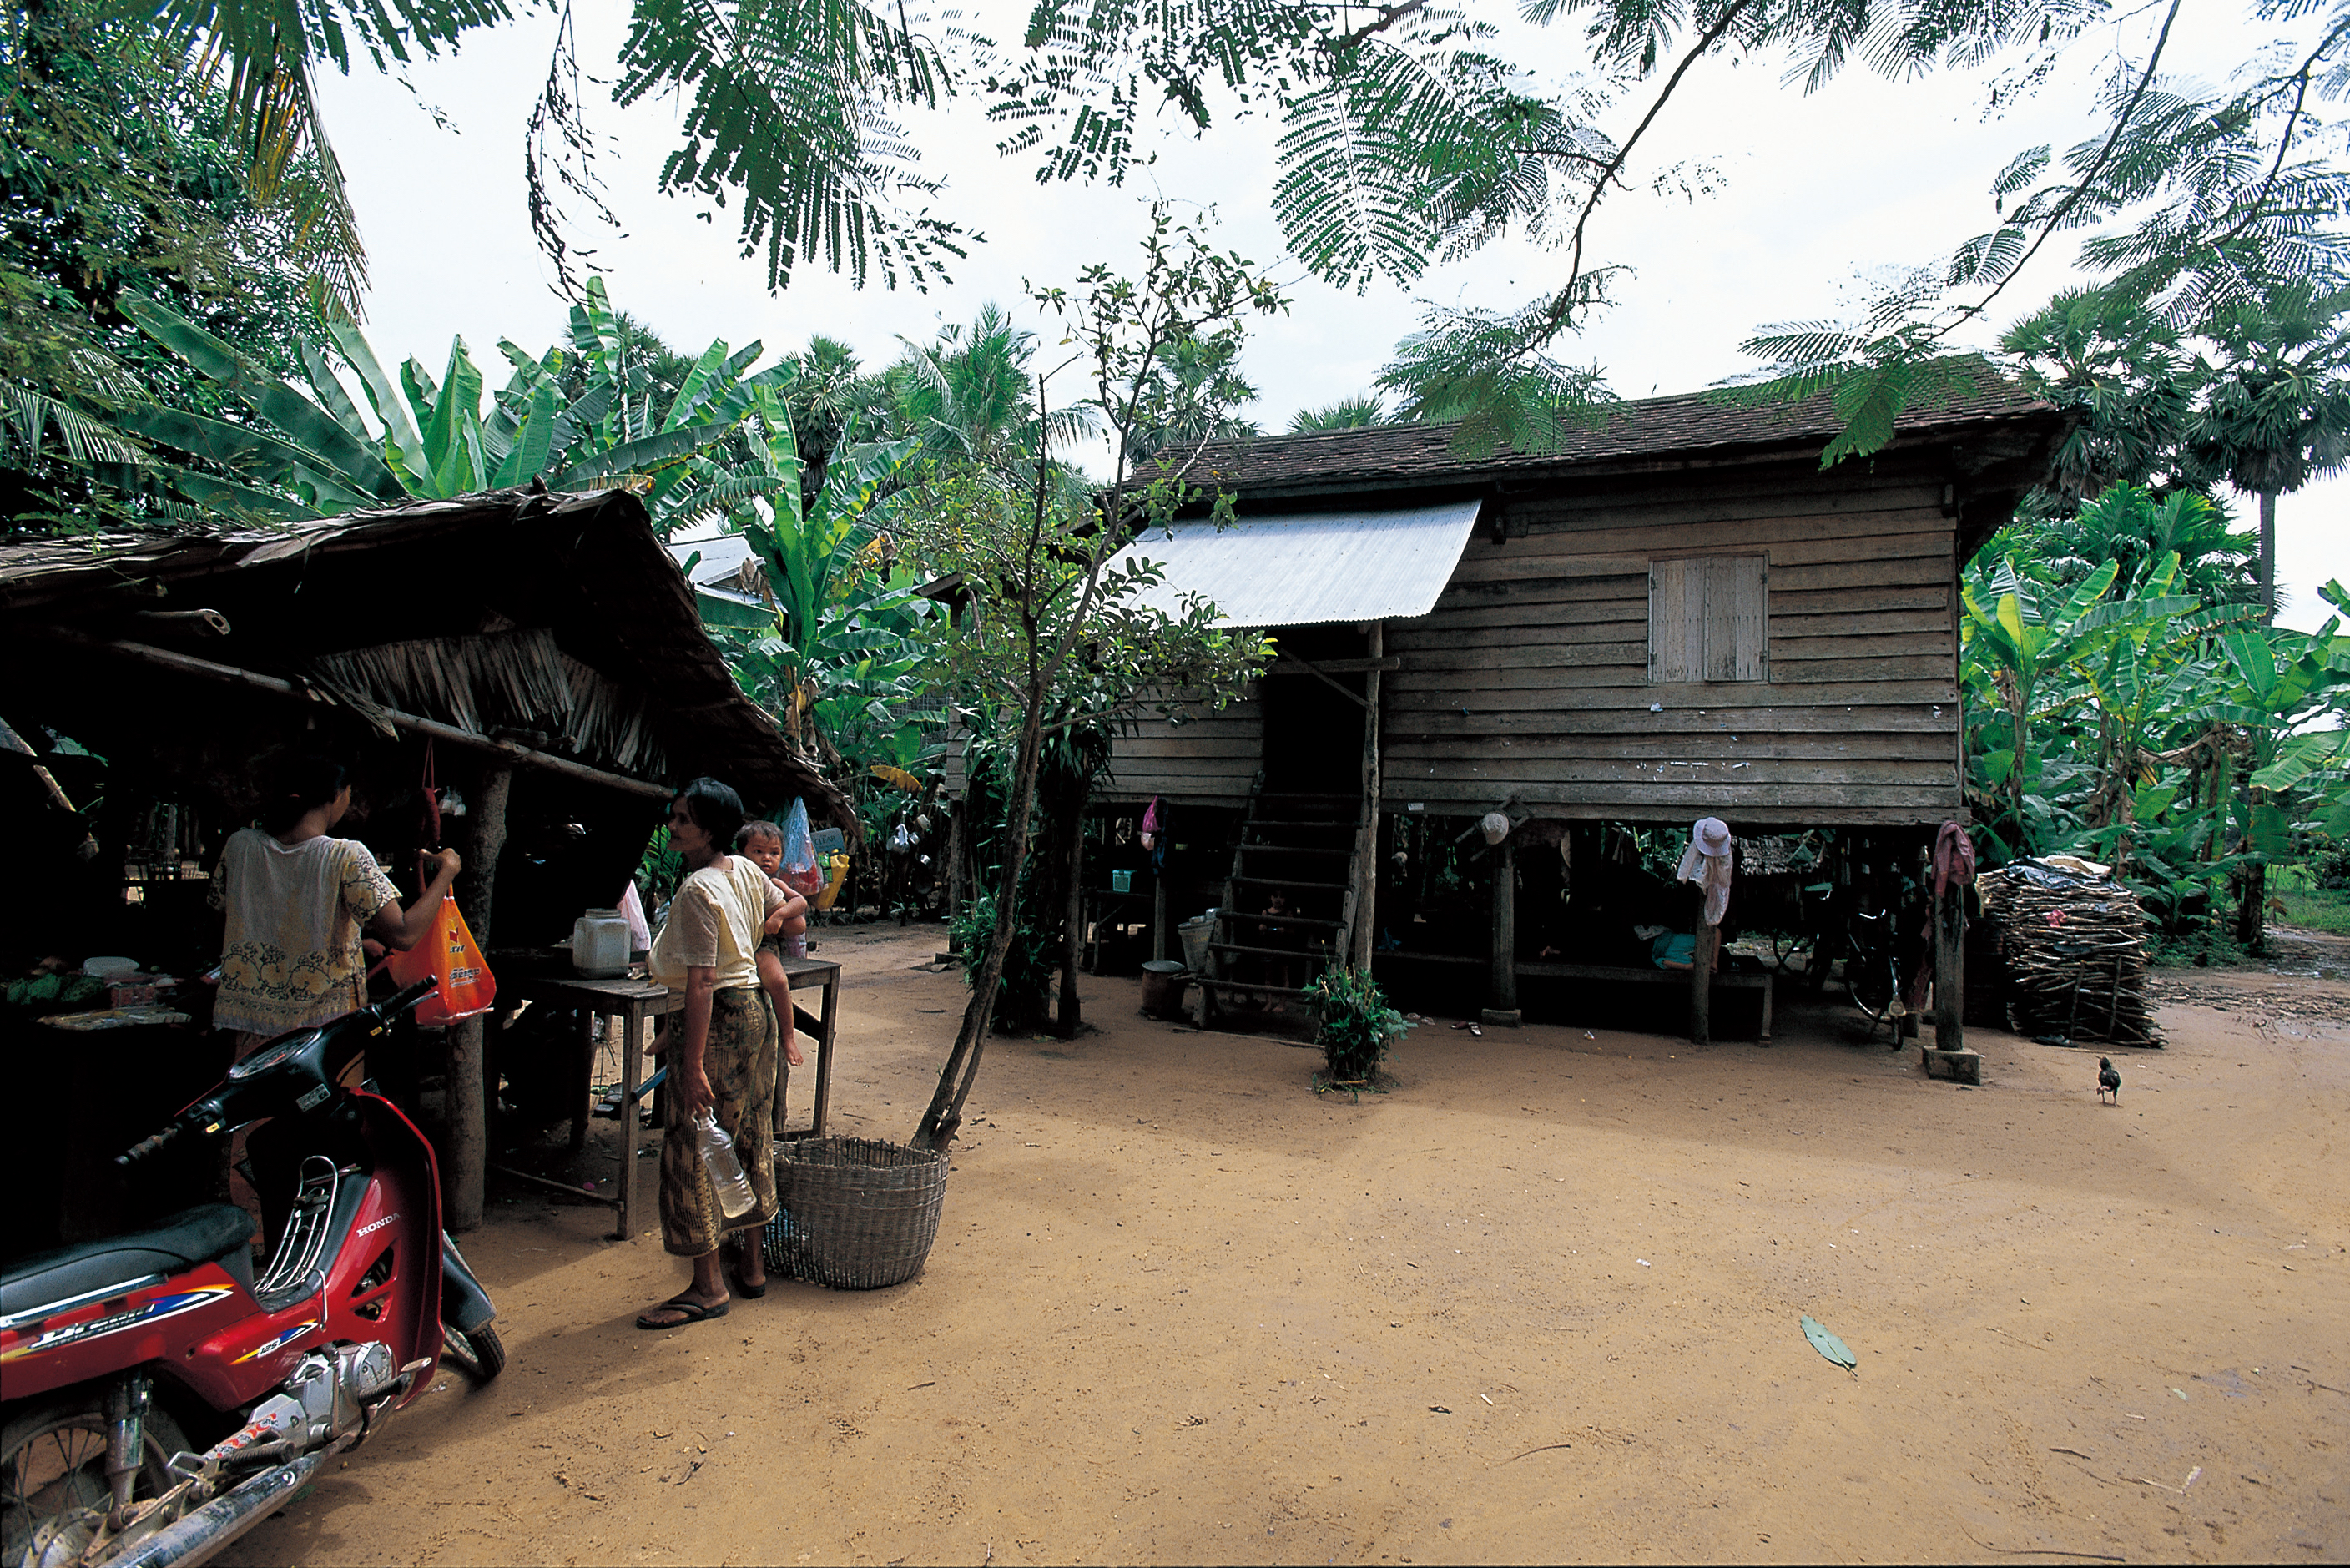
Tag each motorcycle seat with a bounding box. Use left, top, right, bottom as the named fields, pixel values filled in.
left=1, top=1205, right=255, bottom=1321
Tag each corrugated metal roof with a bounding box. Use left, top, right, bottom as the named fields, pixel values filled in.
left=1109, top=499, right=1483, bottom=628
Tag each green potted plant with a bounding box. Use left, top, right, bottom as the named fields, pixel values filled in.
left=1303, top=966, right=1413, bottom=1095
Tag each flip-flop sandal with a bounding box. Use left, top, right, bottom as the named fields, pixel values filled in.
left=636, top=1293, right=729, bottom=1330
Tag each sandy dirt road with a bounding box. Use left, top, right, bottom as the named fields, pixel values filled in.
left=233, top=925, right=2348, bottom=1565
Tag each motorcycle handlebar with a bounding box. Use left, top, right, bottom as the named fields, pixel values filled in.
left=378, top=976, right=439, bottom=1020
left=116, top=980, right=437, bottom=1167
left=119, top=1100, right=218, bottom=1168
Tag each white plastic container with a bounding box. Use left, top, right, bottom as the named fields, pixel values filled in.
left=571, top=907, right=631, bottom=978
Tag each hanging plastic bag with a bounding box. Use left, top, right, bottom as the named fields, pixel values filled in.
left=778, top=798, right=825, bottom=897
left=386, top=898, right=497, bottom=1027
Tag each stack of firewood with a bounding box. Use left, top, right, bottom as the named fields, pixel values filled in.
left=1979, top=858, right=2165, bottom=1048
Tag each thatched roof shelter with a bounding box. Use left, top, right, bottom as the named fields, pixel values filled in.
left=3, top=486, right=850, bottom=1237
left=0, top=486, right=840, bottom=824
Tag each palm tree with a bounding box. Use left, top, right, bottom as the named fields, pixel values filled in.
left=781, top=335, right=880, bottom=504
left=2186, top=284, right=2350, bottom=620
left=1288, top=392, right=1394, bottom=432
left=1999, top=287, right=2200, bottom=517
left=889, top=305, right=1100, bottom=482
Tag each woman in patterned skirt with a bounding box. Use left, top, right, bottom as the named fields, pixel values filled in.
left=637, top=777, right=789, bottom=1330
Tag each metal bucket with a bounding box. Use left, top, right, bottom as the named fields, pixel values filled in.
left=1140, top=959, right=1188, bottom=1016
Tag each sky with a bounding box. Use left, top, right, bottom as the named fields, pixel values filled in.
left=313, top=0, right=2342, bottom=631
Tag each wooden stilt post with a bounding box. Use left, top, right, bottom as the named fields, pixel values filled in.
left=1482, top=836, right=1521, bottom=1027
left=444, top=764, right=511, bottom=1233
left=1348, top=623, right=1385, bottom=971
left=1934, top=881, right=1965, bottom=1050
left=1152, top=873, right=1170, bottom=964
left=1690, top=918, right=1717, bottom=1046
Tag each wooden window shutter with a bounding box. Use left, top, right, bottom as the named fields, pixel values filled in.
left=1649, top=554, right=1766, bottom=683
left=1649, top=558, right=1702, bottom=682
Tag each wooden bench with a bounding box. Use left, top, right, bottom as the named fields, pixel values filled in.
left=1374, top=951, right=1773, bottom=1042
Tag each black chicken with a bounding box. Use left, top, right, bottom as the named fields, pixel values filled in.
left=2097, top=1056, right=2121, bottom=1104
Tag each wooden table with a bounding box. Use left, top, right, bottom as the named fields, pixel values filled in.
left=511, top=957, right=843, bottom=1241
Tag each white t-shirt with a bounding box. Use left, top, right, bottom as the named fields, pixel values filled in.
left=648, top=855, right=785, bottom=992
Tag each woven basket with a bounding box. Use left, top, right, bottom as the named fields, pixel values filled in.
left=762, top=1137, right=948, bottom=1289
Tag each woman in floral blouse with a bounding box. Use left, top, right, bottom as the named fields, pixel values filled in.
left=212, top=754, right=460, bottom=1053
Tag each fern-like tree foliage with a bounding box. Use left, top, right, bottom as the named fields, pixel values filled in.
left=1736, top=0, right=2350, bottom=457
left=988, top=0, right=2350, bottom=459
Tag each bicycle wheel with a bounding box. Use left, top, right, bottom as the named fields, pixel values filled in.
left=2, top=1389, right=189, bottom=1568
left=440, top=1323, right=507, bottom=1384
left=1844, top=944, right=1898, bottom=1021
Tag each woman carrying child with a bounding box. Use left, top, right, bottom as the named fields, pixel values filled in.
left=637, top=778, right=791, bottom=1330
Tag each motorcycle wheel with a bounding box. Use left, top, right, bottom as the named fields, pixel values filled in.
left=1, top=1390, right=189, bottom=1568
left=440, top=1323, right=507, bottom=1384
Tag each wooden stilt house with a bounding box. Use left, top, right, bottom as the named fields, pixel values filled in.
left=1092, top=381, right=2065, bottom=1041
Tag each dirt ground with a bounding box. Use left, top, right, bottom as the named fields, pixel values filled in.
left=234, top=924, right=2348, bottom=1566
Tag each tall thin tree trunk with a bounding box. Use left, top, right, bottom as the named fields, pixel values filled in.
left=1058, top=808, right=1084, bottom=1036
left=2259, top=489, right=2277, bottom=620
left=915, top=695, right=1049, bottom=1149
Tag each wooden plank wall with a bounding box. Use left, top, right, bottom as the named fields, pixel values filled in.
left=1099, top=683, right=1265, bottom=806
left=1382, top=456, right=1963, bottom=824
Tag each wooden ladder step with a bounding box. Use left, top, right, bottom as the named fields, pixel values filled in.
left=1245, top=819, right=1362, bottom=831
left=1253, top=791, right=1358, bottom=802
left=1209, top=941, right=1337, bottom=962
left=1238, top=843, right=1354, bottom=856
left=1198, top=978, right=1320, bottom=1001
left=1229, top=876, right=1353, bottom=891
left=1228, top=910, right=1344, bottom=930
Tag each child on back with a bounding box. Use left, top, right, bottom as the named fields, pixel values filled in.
left=735, top=820, right=812, bottom=1068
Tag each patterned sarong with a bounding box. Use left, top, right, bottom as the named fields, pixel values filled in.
left=658, top=986, right=779, bottom=1256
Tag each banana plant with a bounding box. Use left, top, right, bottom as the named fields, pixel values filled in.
left=105, top=280, right=800, bottom=530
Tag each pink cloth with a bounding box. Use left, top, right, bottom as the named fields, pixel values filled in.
left=619, top=881, right=652, bottom=953
left=1933, top=821, right=1976, bottom=901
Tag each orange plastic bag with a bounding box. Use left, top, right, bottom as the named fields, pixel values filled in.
left=385, top=898, right=497, bottom=1027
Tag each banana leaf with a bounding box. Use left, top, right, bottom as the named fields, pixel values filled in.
left=111, top=403, right=378, bottom=512
left=324, top=320, right=426, bottom=481
left=123, top=294, right=409, bottom=502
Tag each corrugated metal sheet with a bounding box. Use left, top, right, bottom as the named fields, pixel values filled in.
left=1107, top=499, right=1483, bottom=628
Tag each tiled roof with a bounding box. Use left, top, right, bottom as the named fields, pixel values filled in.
left=1174, top=380, right=2059, bottom=497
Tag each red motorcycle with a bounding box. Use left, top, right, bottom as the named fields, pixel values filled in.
left=0, top=977, right=503, bottom=1567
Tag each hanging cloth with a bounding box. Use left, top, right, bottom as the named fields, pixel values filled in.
left=1673, top=816, right=1735, bottom=927
left=1932, top=820, right=1977, bottom=900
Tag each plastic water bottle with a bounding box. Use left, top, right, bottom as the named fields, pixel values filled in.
left=693, top=1110, right=757, bottom=1220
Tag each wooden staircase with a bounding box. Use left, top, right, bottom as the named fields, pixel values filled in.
left=1198, top=791, right=1363, bottom=1029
